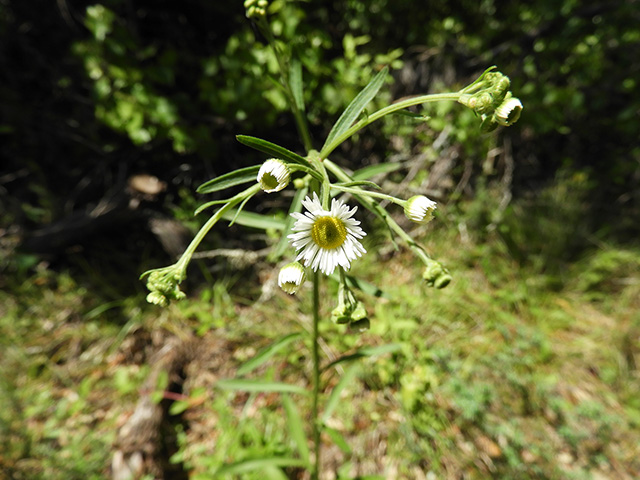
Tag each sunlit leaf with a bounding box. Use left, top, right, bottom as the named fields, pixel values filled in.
left=289, top=59, right=305, bottom=112
left=216, top=379, right=309, bottom=396
left=220, top=209, right=286, bottom=230
left=282, top=393, right=311, bottom=466
left=237, top=333, right=303, bottom=376
left=321, top=363, right=360, bottom=424
left=322, top=66, right=388, bottom=151
left=270, top=186, right=307, bottom=261
left=333, top=180, right=381, bottom=190
left=197, top=165, right=260, bottom=194
left=324, top=343, right=405, bottom=371
left=214, top=457, right=308, bottom=475
left=236, top=135, right=315, bottom=170
left=324, top=427, right=352, bottom=454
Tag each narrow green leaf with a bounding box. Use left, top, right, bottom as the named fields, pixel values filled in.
left=236, top=135, right=315, bottom=170
left=220, top=209, right=286, bottom=230
left=237, top=333, right=303, bottom=376
left=324, top=343, right=405, bottom=371
left=322, top=66, right=388, bottom=151
left=196, top=165, right=260, bottom=194
left=323, top=426, right=352, bottom=454
left=194, top=198, right=230, bottom=215
left=216, top=379, right=310, bottom=396
left=282, top=393, right=311, bottom=466
left=334, top=180, right=381, bottom=190
left=351, top=162, right=403, bottom=181
left=215, top=457, right=308, bottom=475
left=228, top=190, right=255, bottom=227
left=345, top=274, right=389, bottom=298
left=321, top=363, right=360, bottom=424
left=289, top=59, right=305, bottom=112
left=270, top=186, right=307, bottom=261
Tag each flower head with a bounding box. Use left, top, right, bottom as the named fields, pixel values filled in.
left=278, top=261, right=306, bottom=294
left=257, top=158, right=290, bottom=193
left=494, top=93, right=523, bottom=126
left=288, top=193, right=366, bottom=275
left=404, top=195, right=437, bottom=224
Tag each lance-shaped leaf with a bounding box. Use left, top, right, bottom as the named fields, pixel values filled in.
left=237, top=333, right=302, bottom=376
left=236, top=135, right=315, bottom=170
left=197, top=165, right=261, bottom=194
left=220, top=209, right=285, bottom=230
left=289, top=59, right=305, bottom=112
left=214, top=457, right=308, bottom=475
left=322, top=66, right=388, bottom=152
left=216, top=379, right=309, bottom=396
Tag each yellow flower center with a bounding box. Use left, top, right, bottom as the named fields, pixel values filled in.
left=260, top=173, right=279, bottom=190
left=311, top=216, right=347, bottom=250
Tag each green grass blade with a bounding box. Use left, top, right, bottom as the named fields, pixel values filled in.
left=323, top=426, right=352, bottom=454
left=236, top=135, right=315, bottom=170
left=237, top=333, right=303, bottom=376
left=196, top=165, right=260, bottom=194
left=214, top=457, right=308, bottom=475
left=282, top=393, right=311, bottom=466
left=324, top=343, right=405, bottom=371
left=322, top=66, right=388, bottom=152
left=216, top=379, right=310, bottom=396
left=321, top=363, right=360, bottom=424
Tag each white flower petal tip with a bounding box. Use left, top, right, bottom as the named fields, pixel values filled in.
left=278, top=261, right=307, bottom=294
left=404, top=195, right=437, bottom=224
left=257, top=158, right=290, bottom=193
left=495, top=95, right=523, bottom=126
left=288, top=193, right=366, bottom=276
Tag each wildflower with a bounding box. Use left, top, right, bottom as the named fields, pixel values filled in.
left=404, top=195, right=437, bottom=224
left=257, top=158, right=290, bottom=193
left=278, top=261, right=306, bottom=294
left=494, top=93, right=523, bottom=126
left=288, top=193, right=366, bottom=275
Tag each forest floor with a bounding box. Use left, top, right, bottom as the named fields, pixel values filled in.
left=1, top=218, right=639, bottom=480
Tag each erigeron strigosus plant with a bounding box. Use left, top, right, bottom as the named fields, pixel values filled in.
left=142, top=1, right=522, bottom=477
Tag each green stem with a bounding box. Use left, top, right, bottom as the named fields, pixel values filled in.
left=323, top=160, right=435, bottom=264
left=319, top=92, right=461, bottom=159
left=175, top=183, right=262, bottom=274
left=331, top=184, right=402, bottom=205
left=258, top=17, right=313, bottom=152
left=311, top=271, right=322, bottom=480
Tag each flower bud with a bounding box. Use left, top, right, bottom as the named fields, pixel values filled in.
left=278, top=261, right=306, bottom=294
left=404, top=195, right=437, bottom=224
left=258, top=159, right=291, bottom=193
left=422, top=261, right=452, bottom=289
left=494, top=93, right=523, bottom=126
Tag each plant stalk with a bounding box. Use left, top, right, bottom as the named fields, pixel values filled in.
left=311, top=270, right=322, bottom=480
left=319, top=92, right=461, bottom=159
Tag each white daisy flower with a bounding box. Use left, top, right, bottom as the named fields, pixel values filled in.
left=278, top=261, right=306, bottom=294
left=404, top=195, right=437, bottom=224
left=288, top=193, right=366, bottom=276
left=257, top=158, right=290, bottom=193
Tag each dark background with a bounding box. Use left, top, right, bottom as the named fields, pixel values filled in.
left=1, top=0, right=638, bottom=289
